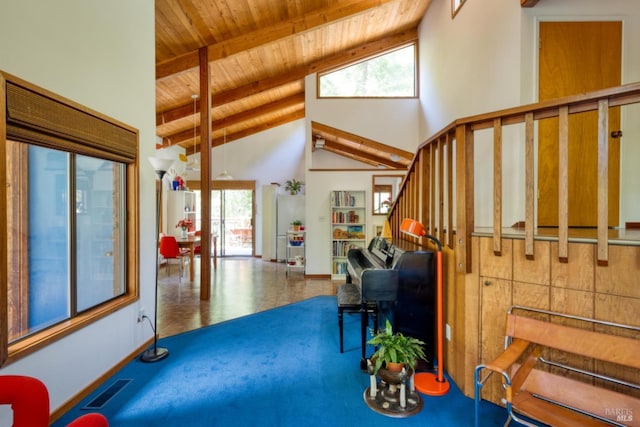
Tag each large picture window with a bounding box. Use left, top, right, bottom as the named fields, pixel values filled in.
left=318, top=44, right=417, bottom=98
left=7, top=144, right=126, bottom=342
left=1, top=72, right=139, bottom=365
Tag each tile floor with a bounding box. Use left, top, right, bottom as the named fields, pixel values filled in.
left=157, top=256, right=337, bottom=337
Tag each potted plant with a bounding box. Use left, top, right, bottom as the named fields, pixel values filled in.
left=175, top=218, right=193, bottom=238
left=291, top=220, right=302, bottom=231
left=285, top=179, right=303, bottom=195
left=367, top=320, right=427, bottom=376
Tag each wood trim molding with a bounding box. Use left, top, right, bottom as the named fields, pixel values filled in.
left=521, top=0, right=540, bottom=7
left=186, top=180, right=256, bottom=190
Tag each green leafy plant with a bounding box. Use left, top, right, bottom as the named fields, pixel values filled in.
left=292, top=220, right=302, bottom=226
left=285, top=179, right=303, bottom=195
left=367, top=319, right=427, bottom=375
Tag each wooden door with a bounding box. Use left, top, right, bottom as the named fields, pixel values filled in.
left=537, top=21, right=621, bottom=227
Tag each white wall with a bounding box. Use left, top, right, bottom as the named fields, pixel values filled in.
left=0, top=0, right=156, bottom=417
left=304, top=74, right=417, bottom=274
left=179, top=72, right=417, bottom=272
left=225, top=120, right=307, bottom=253
left=418, top=0, right=640, bottom=227
left=1, top=2, right=636, bottom=418
left=178, top=119, right=306, bottom=255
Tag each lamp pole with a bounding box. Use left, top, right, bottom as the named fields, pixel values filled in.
left=140, top=157, right=174, bottom=363
left=399, top=218, right=450, bottom=396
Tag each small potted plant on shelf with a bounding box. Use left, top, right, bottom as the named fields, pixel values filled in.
left=367, top=319, right=427, bottom=376
left=291, top=220, right=302, bottom=231
left=285, top=179, right=303, bottom=195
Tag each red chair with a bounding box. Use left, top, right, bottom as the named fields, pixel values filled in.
left=0, top=375, right=108, bottom=426
left=193, top=230, right=202, bottom=256
left=158, top=235, right=188, bottom=279
left=193, top=230, right=217, bottom=268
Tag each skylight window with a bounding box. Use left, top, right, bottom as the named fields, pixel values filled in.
left=318, top=44, right=417, bottom=98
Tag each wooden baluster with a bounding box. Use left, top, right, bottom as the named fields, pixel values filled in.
left=597, top=99, right=609, bottom=265
left=525, top=112, right=535, bottom=259
left=447, top=132, right=454, bottom=249
left=558, top=106, right=569, bottom=261
left=430, top=143, right=437, bottom=237
left=493, top=118, right=503, bottom=256
left=455, top=124, right=474, bottom=273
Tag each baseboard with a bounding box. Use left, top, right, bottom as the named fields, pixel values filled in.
left=49, top=337, right=154, bottom=423
left=304, top=274, right=332, bottom=280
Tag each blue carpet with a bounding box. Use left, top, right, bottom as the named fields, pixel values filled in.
left=53, top=296, right=508, bottom=426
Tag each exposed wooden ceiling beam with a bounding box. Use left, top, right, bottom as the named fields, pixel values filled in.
left=321, top=139, right=408, bottom=169
left=157, top=76, right=303, bottom=126
left=190, top=108, right=306, bottom=153
left=214, top=93, right=305, bottom=131
left=156, top=29, right=417, bottom=127
left=306, top=28, right=417, bottom=75
left=322, top=144, right=380, bottom=167
left=156, top=0, right=399, bottom=80
left=312, top=121, right=413, bottom=161
left=163, top=93, right=305, bottom=146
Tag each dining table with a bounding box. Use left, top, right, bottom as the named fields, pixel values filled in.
left=176, top=234, right=218, bottom=281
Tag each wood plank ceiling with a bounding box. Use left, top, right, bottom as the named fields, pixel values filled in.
left=155, top=0, right=432, bottom=170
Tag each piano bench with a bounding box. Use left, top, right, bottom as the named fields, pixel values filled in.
left=337, top=283, right=376, bottom=353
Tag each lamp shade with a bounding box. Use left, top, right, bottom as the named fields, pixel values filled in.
left=400, top=218, right=426, bottom=238
left=215, top=170, right=233, bottom=180
left=148, top=157, right=174, bottom=179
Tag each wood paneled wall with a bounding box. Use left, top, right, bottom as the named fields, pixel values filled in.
left=386, top=82, right=640, bottom=397
left=462, top=236, right=640, bottom=401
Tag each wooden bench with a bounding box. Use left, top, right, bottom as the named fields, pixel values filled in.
left=474, top=306, right=640, bottom=427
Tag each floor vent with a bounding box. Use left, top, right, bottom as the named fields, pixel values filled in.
left=83, top=379, right=132, bottom=409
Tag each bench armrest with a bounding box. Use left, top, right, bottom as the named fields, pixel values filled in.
left=485, top=338, right=531, bottom=374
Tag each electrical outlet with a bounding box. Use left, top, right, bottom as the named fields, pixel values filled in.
left=445, top=323, right=451, bottom=341
left=137, top=308, right=145, bottom=323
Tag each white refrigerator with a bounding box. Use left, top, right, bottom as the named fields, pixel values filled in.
left=276, top=195, right=305, bottom=261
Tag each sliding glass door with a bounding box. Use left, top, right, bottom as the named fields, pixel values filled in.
left=194, top=181, right=255, bottom=257
left=213, top=189, right=253, bottom=256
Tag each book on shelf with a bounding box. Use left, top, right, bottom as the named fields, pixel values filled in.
left=331, top=210, right=360, bottom=224
left=330, top=191, right=359, bottom=207
left=333, top=260, right=347, bottom=275
left=332, top=241, right=364, bottom=256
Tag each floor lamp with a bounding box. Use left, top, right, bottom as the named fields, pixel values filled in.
left=400, top=218, right=450, bottom=396
left=141, top=157, right=174, bottom=363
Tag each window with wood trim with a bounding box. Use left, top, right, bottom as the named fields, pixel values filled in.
left=0, top=72, right=139, bottom=366
left=318, top=44, right=417, bottom=98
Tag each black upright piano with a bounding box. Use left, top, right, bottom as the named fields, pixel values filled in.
left=346, top=236, right=435, bottom=370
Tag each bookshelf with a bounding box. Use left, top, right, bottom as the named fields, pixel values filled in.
left=166, top=190, right=197, bottom=236
left=330, top=190, right=366, bottom=280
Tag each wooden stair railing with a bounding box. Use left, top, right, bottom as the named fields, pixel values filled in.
left=387, top=82, right=640, bottom=271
